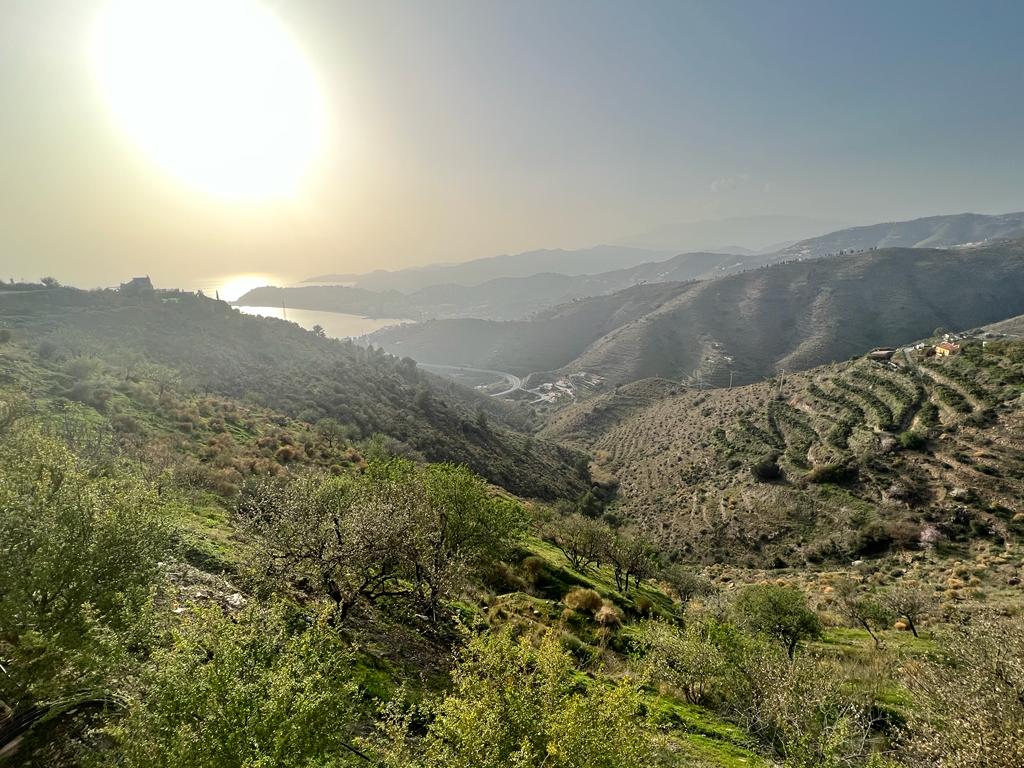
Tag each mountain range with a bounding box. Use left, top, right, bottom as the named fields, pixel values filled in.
left=367, top=239, right=1024, bottom=387
left=244, top=211, right=1024, bottom=324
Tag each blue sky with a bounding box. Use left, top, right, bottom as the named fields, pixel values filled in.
left=2, top=0, right=1022, bottom=284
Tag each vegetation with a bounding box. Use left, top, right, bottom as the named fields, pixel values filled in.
left=3, top=285, right=1024, bottom=767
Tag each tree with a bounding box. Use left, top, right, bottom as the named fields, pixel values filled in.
left=40, top=276, right=60, bottom=287
left=368, top=630, right=657, bottom=768
left=634, top=619, right=731, bottom=705
left=734, top=585, right=822, bottom=659
left=311, top=324, right=327, bottom=338
left=240, top=460, right=526, bottom=622
left=603, top=528, right=658, bottom=593
left=834, top=579, right=891, bottom=648
left=316, top=417, right=350, bottom=451
left=661, top=564, right=715, bottom=608
left=546, top=514, right=611, bottom=572
left=725, top=639, right=877, bottom=768
left=881, top=581, right=933, bottom=637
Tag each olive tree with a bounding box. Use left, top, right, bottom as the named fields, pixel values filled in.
left=239, top=459, right=526, bottom=621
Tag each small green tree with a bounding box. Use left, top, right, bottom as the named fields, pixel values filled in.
left=734, top=585, right=822, bottom=658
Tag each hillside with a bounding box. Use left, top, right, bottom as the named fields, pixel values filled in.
left=0, top=287, right=584, bottom=499
left=778, top=211, right=1024, bottom=260
left=370, top=240, right=1024, bottom=386
left=542, top=339, right=1024, bottom=566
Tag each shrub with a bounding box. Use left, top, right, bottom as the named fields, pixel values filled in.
left=520, top=555, right=547, bottom=586
left=803, top=461, right=857, bottom=485
left=899, top=429, right=927, bottom=450
left=564, top=588, right=604, bottom=615
left=750, top=452, right=782, bottom=481
left=596, top=601, right=624, bottom=628
left=633, top=594, right=655, bottom=616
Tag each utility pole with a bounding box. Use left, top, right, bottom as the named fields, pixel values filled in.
left=729, top=370, right=734, bottom=389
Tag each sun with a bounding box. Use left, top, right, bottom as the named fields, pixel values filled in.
left=91, top=0, right=326, bottom=201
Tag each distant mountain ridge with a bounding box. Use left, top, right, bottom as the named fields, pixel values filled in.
left=778, top=211, right=1024, bottom=260
left=306, top=245, right=677, bottom=293
left=368, top=239, right=1024, bottom=387
left=241, top=250, right=773, bottom=321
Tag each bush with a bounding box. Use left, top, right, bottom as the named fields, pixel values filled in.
left=750, top=452, right=782, bottom=481
left=803, top=461, right=857, bottom=485
left=101, top=603, right=361, bottom=768
left=366, top=630, right=657, bottom=768
left=595, top=601, right=624, bottom=628
left=899, top=429, right=927, bottom=450
left=564, top=588, right=604, bottom=615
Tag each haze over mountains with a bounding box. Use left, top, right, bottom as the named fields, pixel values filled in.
left=241, top=211, right=1024, bottom=324
left=368, top=239, right=1024, bottom=386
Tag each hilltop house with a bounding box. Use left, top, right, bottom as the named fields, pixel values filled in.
left=120, top=276, right=154, bottom=294
left=934, top=341, right=961, bottom=357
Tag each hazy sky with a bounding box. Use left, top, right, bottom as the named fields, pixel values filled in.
left=2, top=0, right=1023, bottom=289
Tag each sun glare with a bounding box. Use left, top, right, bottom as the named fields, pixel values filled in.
left=91, top=0, right=326, bottom=201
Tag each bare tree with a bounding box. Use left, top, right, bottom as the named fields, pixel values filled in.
left=546, top=514, right=611, bottom=572
left=881, top=581, right=934, bottom=638
left=834, top=579, right=891, bottom=648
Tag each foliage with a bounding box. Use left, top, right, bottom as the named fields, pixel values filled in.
left=734, top=585, right=822, bottom=658
left=239, top=459, right=527, bottom=620
left=0, top=430, right=169, bottom=708
left=368, top=629, right=659, bottom=768
left=99, top=603, right=363, bottom=768
left=900, top=614, right=1024, bottom=768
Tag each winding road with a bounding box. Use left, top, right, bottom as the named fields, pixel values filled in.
left=419, top=363, right=524, bottom=397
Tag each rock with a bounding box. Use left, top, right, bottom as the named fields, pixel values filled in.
left=226, top=592, right=247, bottom=609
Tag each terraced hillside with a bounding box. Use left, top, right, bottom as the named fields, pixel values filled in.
left=543, top=341, right=1024, bottom=566
left=371, top=239, right=1024, bottom=387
